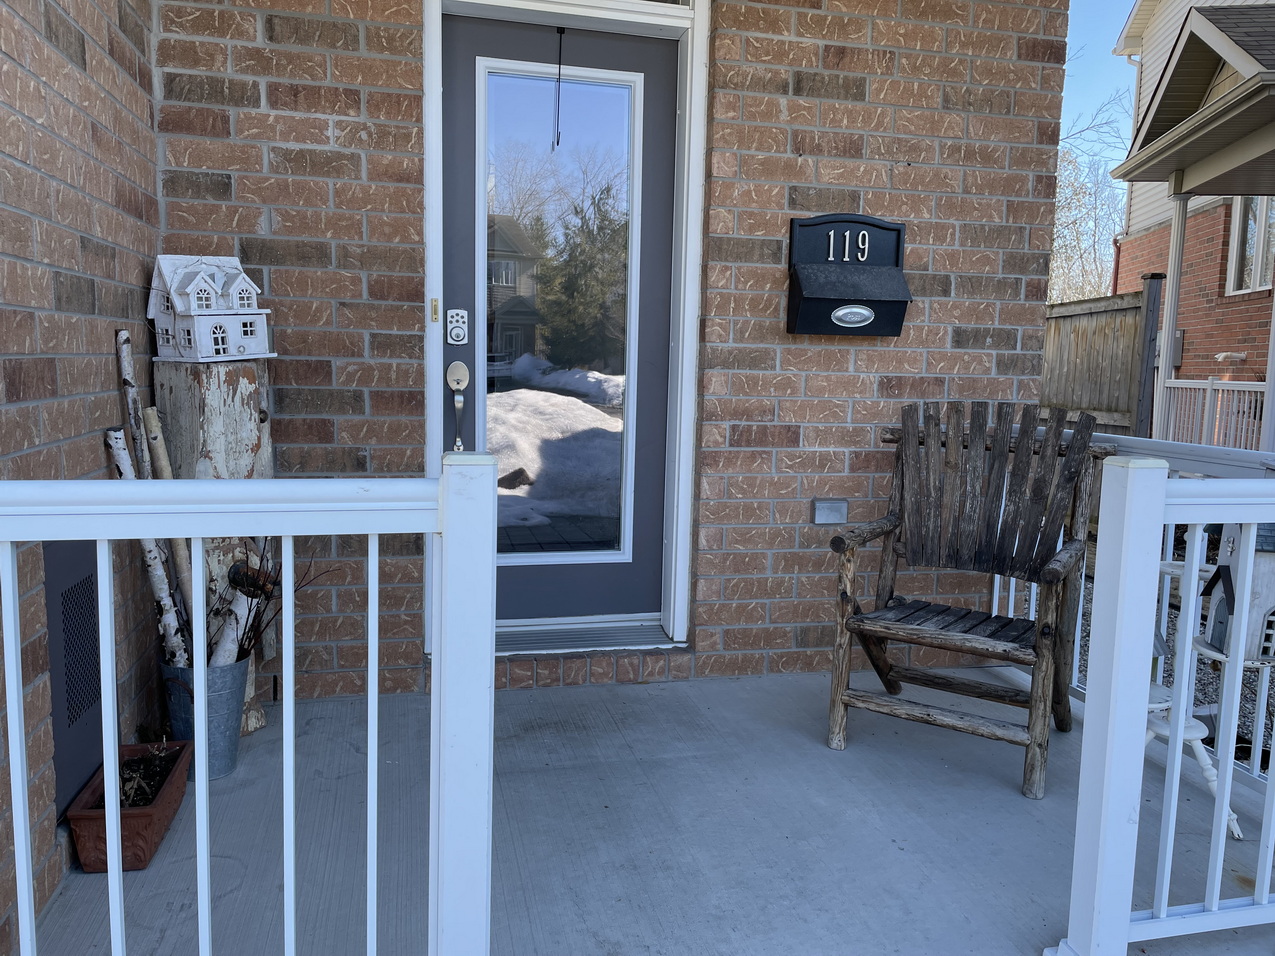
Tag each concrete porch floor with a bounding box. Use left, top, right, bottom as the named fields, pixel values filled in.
left=36, top=671, right=1275, bottom=955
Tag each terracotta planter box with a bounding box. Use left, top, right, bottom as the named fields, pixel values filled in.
left=66, top=740, right=193, bottom=873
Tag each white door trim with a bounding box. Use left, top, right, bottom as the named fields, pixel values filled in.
left=423, top=0, right=707, bottom=643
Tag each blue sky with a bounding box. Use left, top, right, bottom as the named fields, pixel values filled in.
left=1061, top=0, right=1139, bottom=162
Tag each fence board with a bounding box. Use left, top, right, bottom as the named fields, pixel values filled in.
left=1043, top=277, right=1163, bottom=436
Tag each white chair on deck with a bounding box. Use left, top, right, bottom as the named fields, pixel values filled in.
left=1144, top=681, right=1242, bottom=840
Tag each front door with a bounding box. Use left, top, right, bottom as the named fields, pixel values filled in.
left=441, top=17, right=677, bottom=626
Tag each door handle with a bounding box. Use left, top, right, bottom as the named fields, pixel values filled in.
left=446, top=361, right=470, bottom=451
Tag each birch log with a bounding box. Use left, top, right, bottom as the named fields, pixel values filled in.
left=141, top=406, right=195, bottom=618
left=115, top=330, right=153, bottom=480
left=106, top=428, right=188, bottom=667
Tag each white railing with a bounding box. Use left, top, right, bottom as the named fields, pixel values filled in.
left=0, top=453, right=498, bottom=956
left=1162, top=378, right=1265, bottom=450
left=1048, top=458, right=1275, bottom=955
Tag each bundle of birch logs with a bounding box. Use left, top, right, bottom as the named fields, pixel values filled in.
left=105, top=330, right=271, bottom=707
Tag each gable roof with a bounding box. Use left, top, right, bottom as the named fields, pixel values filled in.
left=1114, top=5, right=1275, bottom=193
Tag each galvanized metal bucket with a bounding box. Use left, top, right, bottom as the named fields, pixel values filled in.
left=162, top=656, right=250, bottom=779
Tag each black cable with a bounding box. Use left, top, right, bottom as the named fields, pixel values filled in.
left=552, top=27, right=564, bottom=152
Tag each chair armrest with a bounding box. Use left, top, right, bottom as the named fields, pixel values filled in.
left=1040, top=538, right=1085, bottom=584
left=830, top=513, right=901, bottom=553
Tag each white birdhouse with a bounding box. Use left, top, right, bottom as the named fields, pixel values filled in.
left=148, top=255, right=276, bottom=363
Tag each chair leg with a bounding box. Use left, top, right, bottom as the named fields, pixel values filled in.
left=855, top=631, right=901, bottom=695
left=1187, top=737, right=1244, bottom=840
left=1051, top=630, right=1074, bottom=733
left=827, top=623, right=855, bottom=751
left=1023, top=635, right=1057, bottom=799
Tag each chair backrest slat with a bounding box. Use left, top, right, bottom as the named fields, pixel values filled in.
left=1030, top=412, right=1097, bottom=575
left=921, top=402, right=944, bottom=566
left=1008, top=406, right=1066, bottom=578
left=955, top=401, right=989, bottom=567
left=939, top=401, right=966, bottom=568
left=993, top=404, right=1040, bottom=571
left=900, top=408, right=925, bottom=568
left=974, top=402, right=1017, bottom=569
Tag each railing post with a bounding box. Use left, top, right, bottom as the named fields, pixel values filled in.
left=1047, top=457, right=1169, bottom=956
left=429, top=451, right=498, bottom=956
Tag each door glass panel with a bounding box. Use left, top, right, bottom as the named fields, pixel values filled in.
left=484, top=68, right=635, bottom=555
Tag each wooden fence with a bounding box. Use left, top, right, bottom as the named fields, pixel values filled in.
left=1041, top=274, right=1163, bottom=436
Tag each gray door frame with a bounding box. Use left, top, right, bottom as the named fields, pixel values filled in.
left=422, top=0, right=708, bottom=642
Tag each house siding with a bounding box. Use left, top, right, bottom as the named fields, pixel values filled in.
left=1116, top=200, right=1272, bottom=380
left=0, top=0, right=161, bottom=940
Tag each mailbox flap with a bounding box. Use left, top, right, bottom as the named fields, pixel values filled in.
left=790, top=262, right=912, bottom=303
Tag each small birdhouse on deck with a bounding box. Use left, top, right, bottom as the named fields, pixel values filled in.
left=148, top=256, right=276, bottom=363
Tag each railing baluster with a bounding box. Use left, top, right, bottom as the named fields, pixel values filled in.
left=1, top=542, right=38, bottom=956
left=282, top=535, right=297, bottom=956
left=1153, top=523, right=1204, bottom=917
left=191, top=539, right=212, bottom=954
left=1257, top=664, right=1275, bottom=905
left=1205, top=522, right=1257, bottom=910
left=366, top=533, right=380, bottom=956
left=95, top=539, right=127, bottom=956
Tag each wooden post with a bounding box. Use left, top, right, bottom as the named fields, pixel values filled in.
left=154, top=359, right=273, bottom=733
left=1134, top=273, right=1164, bottom=439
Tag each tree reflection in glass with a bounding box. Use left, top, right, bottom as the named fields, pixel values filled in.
left=484, top=69, right=634, bottom=555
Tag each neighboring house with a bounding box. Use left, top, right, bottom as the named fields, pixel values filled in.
left=0, top=0, right=1070, bottom=942
left=1112, top=0, right=1275, bottom=448
left=486, top=216, right=544, bottom=365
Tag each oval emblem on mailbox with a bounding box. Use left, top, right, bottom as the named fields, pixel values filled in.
left=830, top=304, right=875, bottom=328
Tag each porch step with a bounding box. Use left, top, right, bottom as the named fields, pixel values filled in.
left=841, top=689, right=1032, bottom=746
left=496, top=622, right=671, bottom=654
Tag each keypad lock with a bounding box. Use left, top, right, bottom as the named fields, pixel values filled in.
left=446, top=309, right=468, bottom=345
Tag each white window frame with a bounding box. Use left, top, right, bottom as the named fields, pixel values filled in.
left=241, top=319, right=257, bottom=338
left=488, top=259, right=516, bottom=286
left=179, top=328, right=194, bottom=350
left=1227, top=195, right=1275, bottom=294
left=210, top=323, right=229, bottom=355
left=193, top=287, right=214, bottom=310
left=237, top=288, right=255, bottom=309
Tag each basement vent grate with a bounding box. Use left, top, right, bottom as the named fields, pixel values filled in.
left=60, top=575, right=101, bottom=728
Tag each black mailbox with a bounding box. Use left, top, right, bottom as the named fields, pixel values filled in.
left=786, top=213, right=912, bottom=337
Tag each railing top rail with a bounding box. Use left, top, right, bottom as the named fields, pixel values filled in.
left=0, top=477, right=442, bottom=542
left=1162, top=379, right=1266, bottom=391
left=1091, top=432, right=1275, bottom=478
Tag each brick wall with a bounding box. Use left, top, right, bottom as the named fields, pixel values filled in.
left=0, top=0, right=160, bottom=940
left=154, top=0, right=428, bottom=696
left=1116, top=201, right=1272, bottom=381
left=691, top=0, right=1066, bottom=675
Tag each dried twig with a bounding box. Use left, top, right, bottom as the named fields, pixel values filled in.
left=141, top=406, right=194, bottom=620
left=115, top=330, right=152, bottom=480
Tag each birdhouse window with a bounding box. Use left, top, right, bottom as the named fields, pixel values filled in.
left=1261, top=608, right=1275, bottom=659
left=211, top=323, right=229, bottom=356
left=241, top=319, right=257, bottom=338
left=157, top=327, right=173, bottom=347
left=159, top=293, right=172, bottom=314
left=180, top=328, right=194, bottom=349
left=237, top=288, right=255, bottom=309
left=194, top=288, right=214, bottom=311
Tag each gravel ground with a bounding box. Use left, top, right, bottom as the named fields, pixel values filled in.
left=1076, top=568, right=1275, bottom=757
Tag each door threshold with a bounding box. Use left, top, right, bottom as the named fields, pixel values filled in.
left=495, top=621, right=672, bottom=655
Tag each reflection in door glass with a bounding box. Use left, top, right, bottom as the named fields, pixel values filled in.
left=484, top=70, right=634, bottom=555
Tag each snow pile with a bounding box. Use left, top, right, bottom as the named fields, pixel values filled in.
left=511, top=353, right=625, bottom=407
left=487, top=389, right=622, bottom=527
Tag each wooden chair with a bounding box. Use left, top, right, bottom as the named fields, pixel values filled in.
left=827, top=402, right=1110, bottom=798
